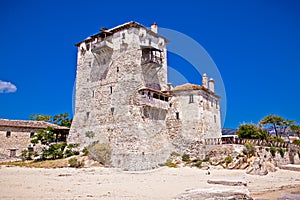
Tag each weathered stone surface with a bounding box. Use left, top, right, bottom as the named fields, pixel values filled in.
left=68, top=22, right=222, bottom=170
left=173, top=188, right=252, bottom=200
left=207, top=179, right=247, bottom=186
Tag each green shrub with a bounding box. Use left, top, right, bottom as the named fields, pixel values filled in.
left=21, top=149, right=36, bottom=160
left=182, top=154, right=190, bottom=162
left=192, top=161, right=202, bottom=168
left=165, top=159, right=177, bottom=168
left=265, top=147, right=269, bottom=152
left=244, top=141, right=254, bottom=157
left=224, top=155, right=233, bottom=165
left=82, top=147, right=89, bottom=156
left=85, top=131, right=95, bottom=139
left=278, top=148, right=285, bottom=158
left=68, top=158, right=83, bottom=168
left=271, top=136, right=285, bottom=143
left=87, top=142, right=112, bottom=166
left=270, top=147, right=277, bottom=157
left=292, top=139, right=300, bottom=146
left=170, top=152, right=181, bottom=157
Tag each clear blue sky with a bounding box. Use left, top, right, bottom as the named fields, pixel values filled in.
left=1, top=0, right=299, bottom=128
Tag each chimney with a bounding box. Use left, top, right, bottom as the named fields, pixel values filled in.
left=202, top=73, right=208, bottom=88
left=208, top=78, right=215, bottom=93
left=151, top=22, right=158, bottom=33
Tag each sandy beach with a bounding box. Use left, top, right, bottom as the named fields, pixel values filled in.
left=0, top=165, right=299, bottom=200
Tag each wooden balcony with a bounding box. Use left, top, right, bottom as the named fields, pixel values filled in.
left=92, top=40, right=113, bottom=52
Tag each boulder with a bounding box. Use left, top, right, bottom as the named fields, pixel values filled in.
left=173, top=188, right=252, bottom=200
left=207, top=179, right=247, bottom=186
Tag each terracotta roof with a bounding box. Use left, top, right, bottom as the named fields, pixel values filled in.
left=0, top=119, right=69, bottom=130
left=173, top=83, right=202, bottom=91
left=173, top=83, right=221, bottom=99
left=75, top=21, right=168, bottom=46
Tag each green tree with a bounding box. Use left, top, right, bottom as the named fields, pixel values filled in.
left=31, top=126, right=56, bottom=145
left=29, top=114, right=52, bottom=123
left=236, top=124, right=258, bottom=139
left=259, top=114, right=294, bottom=137
left=29, top=113, right=72, bottom=128
left=53, top=113, right=72, bottom=128
left=291, top=125, right=300, bottom=138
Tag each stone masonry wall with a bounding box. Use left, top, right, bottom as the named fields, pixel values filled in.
left=166, top=89, right=221, bottom=153
left=0, top=127, right=38, bottom=157
left=69, top=25, right=172, bottom=170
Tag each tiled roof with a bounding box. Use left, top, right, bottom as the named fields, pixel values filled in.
left=0, top=119, right=69, bottom=130
left=173, top=83, right=202, bottom=91
left=75, top=21, right=168, bottom=46
left=173, top=83, right=221, bottom=99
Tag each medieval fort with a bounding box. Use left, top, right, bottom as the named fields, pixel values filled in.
left=68, top=22, right=222, bottom=170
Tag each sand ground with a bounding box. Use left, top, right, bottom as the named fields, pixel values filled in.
left=0, top=165, right=299, bottom=199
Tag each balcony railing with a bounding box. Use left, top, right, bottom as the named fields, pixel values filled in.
left=92, top=40, right=113, bottom=52
left=140, top=94, right=169, bottom=110
left=141, top=54, right=163, bottom=65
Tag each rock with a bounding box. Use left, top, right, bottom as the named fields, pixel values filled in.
left=265, top=161, right=276, bottom=172
left=239, top=162, right=249, bottom=170
left=246, top=167, right=254, bottom=174
left=207, top=179, right=247, bottom=186
left=173, top=188, right=253, bottom=200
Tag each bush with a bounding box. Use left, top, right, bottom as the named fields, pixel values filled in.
left=165, top=159, right=177, bottom=168
left=270, top=147, right=277, bottom=157
left=292, top=139, right=300, bottom=146
left=170, top=152, right=181, bottom=157
left=68, top=158, right=83, bottom=168
left=182, top=154, right=190, bottom=162
left=87, top=142, right=112, bottom=166
left=85, top=131, right=95, bottom=139
left=245, top=141, right=254, bottom=157
left=82, top=147, right=89, bottom=156
left=224, top=155, right=233, bottom=165
left=265, top=147, right=269, bottom=152
left=278, top=148, right=285, bottom=158
left=21, top=149, right=36, bottom=160
left=271, top=136, right=285, bottom=143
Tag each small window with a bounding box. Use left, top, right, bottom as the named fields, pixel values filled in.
left=92, top=90, right=95, bottom=97
left=30, top=132, right=35, bottom=138
left=122, top=33, right=125, bottom=39
left=117, top=67, right=119, bottom=72
left=214, top=115, right=217, bottom=123
left=189, top=95, right=194, bottom=103
left=169, top=103, right=172, bottom=107
left=176, top=112, right=179, bottom=120
left=6, top=131, right=11, bottom=138
left=111, top=107, right=115, bottom=115
left=216, top=101, right=218, bottom=109
left=211, top=100, right=213, bottom=107
left=110, top=86, right=113, bottom=94
left=87, top=112, right=90, bottom=118
left=86, top=43, right=90, bottom=51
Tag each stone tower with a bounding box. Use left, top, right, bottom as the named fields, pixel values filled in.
left=69, top=21, right=222, bottom=170
left=68, top=22, right=172, bottom=170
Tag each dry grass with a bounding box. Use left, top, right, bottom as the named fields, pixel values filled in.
left=0, top=158, right=68, bottom=168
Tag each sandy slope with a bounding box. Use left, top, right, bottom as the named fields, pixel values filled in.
left=0, top=165, right=299, bottom=199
